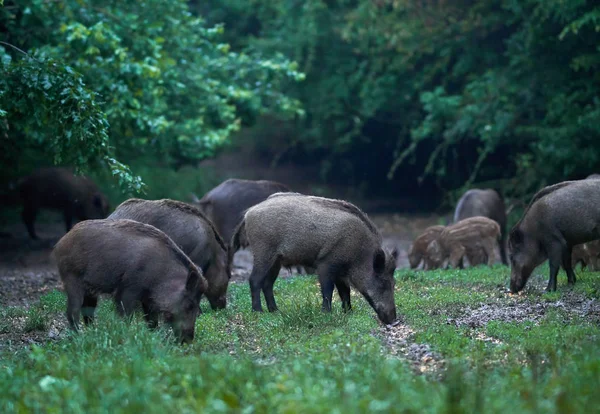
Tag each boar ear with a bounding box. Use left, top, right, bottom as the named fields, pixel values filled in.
left=186, top=267, right=207, bottom=295
left=427, top=240, right=439, bottom=254
left=373, top=249, right=386, bottom=274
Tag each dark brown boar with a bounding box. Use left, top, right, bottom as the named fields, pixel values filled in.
left=194, top=178, right=291, bottom=243
left=454, top=189, right=508, bottom=265
left=425, top=217, right=501, bottom=269
left=109, top=198, right=230, bottom=310
left=18, top=167, right=110, bottom=239
left=231, top=193, right=398, bottom=324
left=52, top=219, right=207, bottom=343
left=408, top=225, right=445, bottom=269
left=509, top=180, right=600, bottom=292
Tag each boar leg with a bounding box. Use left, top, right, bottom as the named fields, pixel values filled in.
left=114, top=287, right=140, bottom=317
left=142, top=301, right=159, bottom=329
left=562, top=246, right=576, bottom=286
left=262, top=261, right=282, bottom=312
left=249, top=256, right=277, bottom=312
left=82, top=293, right=98, bottom=325
left=22, top=205, right=39, bottom=239
left=482, top=238, right=496, bottom=267
left=64, top=280, right=84, bottom=330
left=334, top=279, right=352, bottom=312
left=546, top=244, right=565, bottom=292
left=318, top=273, right=335, bottom=312
left=448, top=245, right=466, bottom=269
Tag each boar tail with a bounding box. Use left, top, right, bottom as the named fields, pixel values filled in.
left=229, top=219, right=248, bottom=270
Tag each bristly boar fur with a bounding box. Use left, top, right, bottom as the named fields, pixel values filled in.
left=230, top=193, right=398, bottom=324
left=426, top=217, right=500, bottom=270
left=17, top=167, right=110, bottom=239
left=509, top=180, right=600, bottom=292
left=408, top=225, right=445, bottom=269
left=109, top=198, right=230, bottom=310
left=52, top=219, right=208, bottom=343
left=454, top=189, right=508, bottom=265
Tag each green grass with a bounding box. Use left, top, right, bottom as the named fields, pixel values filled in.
left=1, top=267, right=599, bottom=413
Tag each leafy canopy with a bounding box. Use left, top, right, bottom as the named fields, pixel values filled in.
left=0, top=0, right=303, bottom=190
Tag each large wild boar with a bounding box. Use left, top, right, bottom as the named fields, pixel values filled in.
left=509, top=180, right=600, bottom=292
left=426, top=217, right=500, bottom=269
left=52, top=219, right=207, bottom=343
left=109, top=198, right=230, bottom=309
left=454, top=189, right=508, bottom=265
left=408, top=225, right=445, bottom=269
left=231, top=193, right=398, bottom=324
left=18, top=167, right=110, bottom=239
left=194, top=178, right=291, bottom=243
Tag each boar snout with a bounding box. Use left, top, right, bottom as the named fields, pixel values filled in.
left=179, top=330, right=195, bottom=344
left=377, top=306, right=397, bottom=325
left=209, top=295, right=227, bottom=310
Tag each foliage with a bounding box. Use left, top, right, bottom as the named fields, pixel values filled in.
left=1, top=268, right=599, bottom=412
left=0, top=0, right=303, bottom=189
left=201, top=0, right=600, bottom=198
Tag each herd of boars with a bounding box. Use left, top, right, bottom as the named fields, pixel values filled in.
left=4, top=167, right=600, bottom=342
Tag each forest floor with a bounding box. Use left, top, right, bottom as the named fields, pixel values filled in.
left=0, top=217, right=599, bottom=412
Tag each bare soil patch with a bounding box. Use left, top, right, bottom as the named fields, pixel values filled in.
left=447, top=292, right=600, bottom=329
left=379, top=323, right=444, bottom=376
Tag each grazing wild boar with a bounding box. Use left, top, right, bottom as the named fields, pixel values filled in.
left=109, top=198, right=230, bottom=309
left=408, top=225, right=445, bottom=269
left=426, top=217, right=500, bottom=270
left=571, top=240, right=600, bottom=271
left=53, top=219, right=207, bottom=343
left=509, top=180, right=600, bottom=292
left=454, top=189, right=508, bottom=265
left=193, top=178, right=291, bottom=243
left=231, top=193, right=398, bottom=324
left=17, top=167, right=110, bottom=239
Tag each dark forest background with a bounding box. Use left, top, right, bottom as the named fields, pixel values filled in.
left=1, top=0, right=599, bottom=210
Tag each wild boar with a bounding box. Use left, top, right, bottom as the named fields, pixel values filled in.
left=571, top=240, right=600, bottom=271
left=194, top=178, right=291, bottom=243
left=18, top=167, right=110, bottom=239
left=231, top=193, right=398, bottom=324
left=109, top=198, right=230, bottom=309
left=509, top=180, right=600, bottom=292
left=454, top=189, right=508, bottom=265
left=425, top=217, right=500, bottom=269
left=52, top=219, right=207, bottom=343
left=408, top=225, right=445, bottom=269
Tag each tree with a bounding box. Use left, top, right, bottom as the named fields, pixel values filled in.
left=0, top=0, right=303, bottom=190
